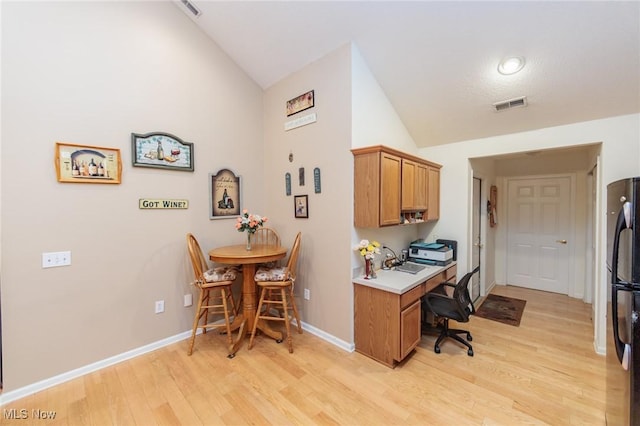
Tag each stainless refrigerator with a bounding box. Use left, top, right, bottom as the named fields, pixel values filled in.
left=606, top=177, right=640, bottom=425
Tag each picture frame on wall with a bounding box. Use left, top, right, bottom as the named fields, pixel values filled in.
left=55, top=142, right=122, bottom=184
left=286, top=90, right=314, bottom=116
left=131, top=132, right=194, bottom=172
left=294, top=195, right=309, bottom=218
left=210, top=168, right=241, bottom=219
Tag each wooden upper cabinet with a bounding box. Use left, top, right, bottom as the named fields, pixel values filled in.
left=402, top=159, right=428, bottom=212
left=380, top=153, right=402, bottom=226
left=401, top=159, right=416, bottom=211
left=353, top=145, right=441, bottom=228
left=353, top=149, right=401, bottom=227
left=426, top=166, right=440, bottom=221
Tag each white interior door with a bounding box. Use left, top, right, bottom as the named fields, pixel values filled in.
left=471, top=177, right=481, bottom=301
left=507, top=176, right=571, bottom=294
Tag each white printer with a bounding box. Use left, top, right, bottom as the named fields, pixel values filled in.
left=408, top=242, right=453, bottom=266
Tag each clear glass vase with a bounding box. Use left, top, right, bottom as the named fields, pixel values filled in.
left=246, top=233, right=252, bottom=251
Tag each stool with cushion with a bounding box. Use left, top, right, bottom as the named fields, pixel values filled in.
left=249, top=232, right=302, bottom=353
left=186, top=233, right=245, bottom=358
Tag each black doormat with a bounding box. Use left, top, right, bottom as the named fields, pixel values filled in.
left=474, top=294, right=526, bottom=327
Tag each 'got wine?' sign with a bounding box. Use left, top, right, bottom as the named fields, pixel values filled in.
left=139, top=199, right=189, bottom=209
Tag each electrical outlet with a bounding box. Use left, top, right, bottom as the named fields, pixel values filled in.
left=42, top=251, right=72, bottom=268
left=155, top=300, right=165, bottom=314
left=184, top=294, right=193, bottom=307
left=304, top=288, right=310, bottom=300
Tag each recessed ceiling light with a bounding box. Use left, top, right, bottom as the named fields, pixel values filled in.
left=498, top=56, right=525, bottom=75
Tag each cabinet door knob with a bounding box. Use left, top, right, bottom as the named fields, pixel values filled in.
left=556, top=239, right=567, bottom=244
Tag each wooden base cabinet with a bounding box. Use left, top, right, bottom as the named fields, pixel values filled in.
left=353, top=264, right=456, bottom=367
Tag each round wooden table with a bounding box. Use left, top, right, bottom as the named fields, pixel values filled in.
left=209, top=244, right=287, bottom=349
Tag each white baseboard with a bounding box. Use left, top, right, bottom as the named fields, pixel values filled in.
left=0, top=322, right=352, bottom=405
left=0, top=330, right=192, bottom=406
left=295, top=320, right=355, bottom=353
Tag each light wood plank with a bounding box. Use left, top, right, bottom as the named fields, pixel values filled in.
left=0, top=286, right=607, bottom=425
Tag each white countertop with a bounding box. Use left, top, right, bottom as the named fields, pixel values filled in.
left=352, top=261, right=456, bottom=294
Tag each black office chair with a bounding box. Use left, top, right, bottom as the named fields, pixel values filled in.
left=422, top=266, right=480, bottom=356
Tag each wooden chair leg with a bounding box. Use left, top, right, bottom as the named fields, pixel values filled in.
left=220, top=288, right=233, bottom=350
left=202, top=291, right=210, bottom=335
left=188, top=289, right=206, bottom=356
left=288, top=286, right=303, bottom=334
left=281, top=288, right=293, bottom=353
left=249, top=287, right=266, bottom=350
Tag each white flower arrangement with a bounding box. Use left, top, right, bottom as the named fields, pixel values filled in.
left=354, top=239, right=381, bottom=260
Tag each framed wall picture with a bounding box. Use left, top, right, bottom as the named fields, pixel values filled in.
left=286, top=90, right=314, bottom=116
left=294, top=195, right=308, bottom=218
left=210, top=169, right=241, bottom=219
left=131, top=132, right=194, bottom=171
left=55, top=142, right=122, bottom=184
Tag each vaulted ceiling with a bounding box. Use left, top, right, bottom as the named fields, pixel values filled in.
left=176, top=1, right=640, bottom=147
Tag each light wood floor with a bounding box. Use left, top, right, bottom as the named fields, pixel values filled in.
left=0, top=285, right=606, bottom=425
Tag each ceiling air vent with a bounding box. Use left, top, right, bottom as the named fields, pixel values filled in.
left=179, top=0, right=202, bottom=18
left=493, top=96, right=527, bottom=112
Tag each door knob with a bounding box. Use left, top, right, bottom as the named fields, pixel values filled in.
left=556, top=239, right=567, bottom=244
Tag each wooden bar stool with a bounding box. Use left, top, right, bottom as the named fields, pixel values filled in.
left=249, top=232, right=302, bottom=353
left=186, top=233, right=245, bottom=358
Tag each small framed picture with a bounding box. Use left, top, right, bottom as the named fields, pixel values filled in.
left=286, top=90, right=314, bottom=116
left=294, top=195, right=308, bottom=218
left=55, top=142, right=122, bottom=184
left=210, top=168, right=241, bottom=219
left=131, top=132, right=194, bottom=172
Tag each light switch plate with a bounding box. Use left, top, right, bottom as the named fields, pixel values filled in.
left=42, top=251, right=71, bottom=268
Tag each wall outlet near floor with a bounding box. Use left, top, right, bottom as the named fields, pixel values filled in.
left=184, top=294, right=193, bottom=307
left=304, top=288, right=310, bottom=300
left=155, top=300, right=165, bottom=314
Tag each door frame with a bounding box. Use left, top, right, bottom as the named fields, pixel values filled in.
left=471, top=177, right=482, bottom=301
left=469, top=171, right=489, bottom=298
left=503, top=173, right=578, bottom=297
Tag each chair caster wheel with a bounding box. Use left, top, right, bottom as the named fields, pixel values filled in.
left=276, top=339, right=283, bottom=344
left=434, top=346, right=441, bottom=354
left=467, top=349, right=474, bottom=356
left=467, top=334, right=472, bottom=341
left=227, top=353, right=236, bottom=359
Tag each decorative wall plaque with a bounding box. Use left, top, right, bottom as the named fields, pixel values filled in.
left=285, top=172, right=291, bottom=196
left=209, top=169, right=241, bottom=219
left=131, top=132, right=194, bottom=172
left=314, top=167, right=321, bottom=194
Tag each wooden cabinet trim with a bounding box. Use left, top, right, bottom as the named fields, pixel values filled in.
left=352, top=145, right=442, bottom=169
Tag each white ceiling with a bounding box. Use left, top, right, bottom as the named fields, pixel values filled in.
left=176, top=1, right=640, bottom=147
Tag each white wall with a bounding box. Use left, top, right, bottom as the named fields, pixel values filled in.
left=351, top=45, right=422, bottom=269
left=420, top=113, right=640, bottom=353
left=1, top=1, right=264, bottom=392
left=263, top=45, right=354, bottom=345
